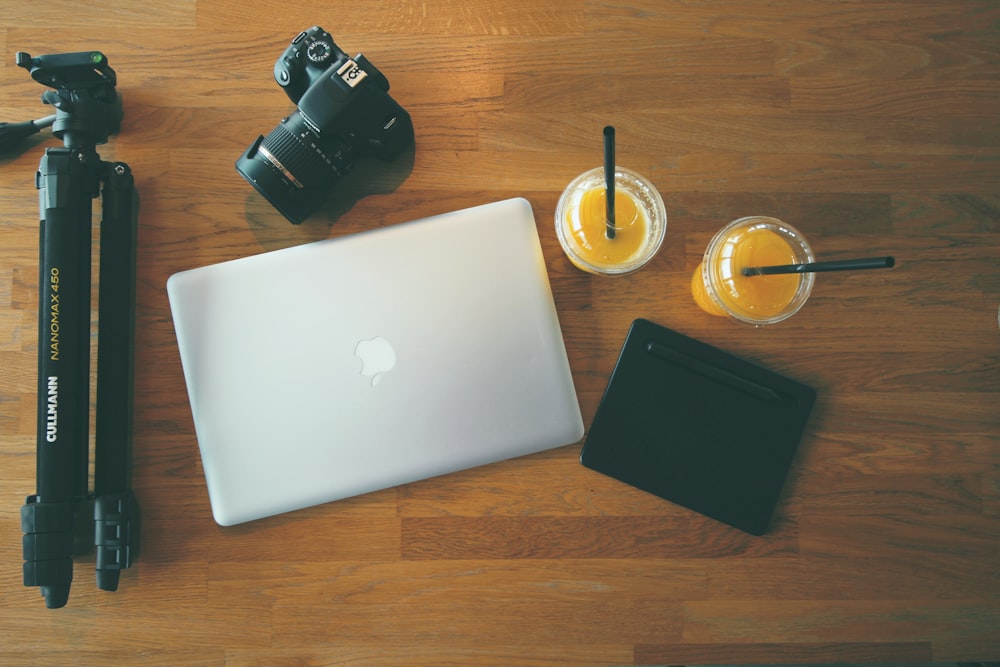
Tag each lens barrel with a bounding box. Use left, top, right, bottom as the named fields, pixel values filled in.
left=235, top=113, right=350, bottom=224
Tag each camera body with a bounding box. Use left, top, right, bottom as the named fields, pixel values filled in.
left=236, top=27, right=414, bottom=224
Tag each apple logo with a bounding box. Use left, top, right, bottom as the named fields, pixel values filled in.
left=354, top=336, right=396, bottom=387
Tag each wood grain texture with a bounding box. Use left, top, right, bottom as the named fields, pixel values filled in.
left=1, top=1, right=998, bottom=664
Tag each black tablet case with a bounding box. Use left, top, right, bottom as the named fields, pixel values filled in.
left=580, top=319, right=816, bottom=535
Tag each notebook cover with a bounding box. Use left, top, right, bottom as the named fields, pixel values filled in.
left=580, top=318, right=815, bottom=535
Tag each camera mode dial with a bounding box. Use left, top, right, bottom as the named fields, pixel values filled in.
left=306, top=40, right=333, bottom=65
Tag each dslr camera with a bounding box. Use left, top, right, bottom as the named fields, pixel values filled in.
left=236, top=27, right=414, bottom=223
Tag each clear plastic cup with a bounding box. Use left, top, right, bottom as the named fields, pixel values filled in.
left=691, top=216, right=815, bottom=325
left=555, top=167, right=666, bottom=275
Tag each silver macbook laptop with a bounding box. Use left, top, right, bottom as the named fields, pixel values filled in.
left=167, top=198, right=584, bottom=526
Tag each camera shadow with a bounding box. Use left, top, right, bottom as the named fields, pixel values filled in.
left=244, top=142, right=416, bottom=252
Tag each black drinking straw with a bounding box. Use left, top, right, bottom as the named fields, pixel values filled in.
left=604, top=126, right=615, bottom=239
left=742, top=256, right=895, bottom=276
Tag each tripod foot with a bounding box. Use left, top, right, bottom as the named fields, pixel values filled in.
left=94, top=491, right=140, bottom=592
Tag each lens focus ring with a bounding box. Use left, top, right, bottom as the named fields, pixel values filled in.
left=259, top=120, right=346, bottom=190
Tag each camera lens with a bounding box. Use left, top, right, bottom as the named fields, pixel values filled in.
left=235, top=111, right=351, bottom=224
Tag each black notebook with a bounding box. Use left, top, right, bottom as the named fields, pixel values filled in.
left=580, top=319, right=816, bottom=535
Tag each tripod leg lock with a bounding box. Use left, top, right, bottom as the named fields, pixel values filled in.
left=94, top=491, right=140, bottom=592
left=21, top=495, right=75, bottom=607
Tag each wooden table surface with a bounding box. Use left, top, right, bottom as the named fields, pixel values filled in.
left=1, top=2, right=998, bottom=665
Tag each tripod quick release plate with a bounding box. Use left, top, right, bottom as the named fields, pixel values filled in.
left=16, top=51, right=116, bottom=90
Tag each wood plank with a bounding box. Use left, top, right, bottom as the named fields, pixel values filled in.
left=681, top=599, right=1000, bottom=661
left=636, top=642, right=933, bottom=665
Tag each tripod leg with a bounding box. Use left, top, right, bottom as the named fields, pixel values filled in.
left=93, top=161, right=140, bottom=592
left=22, top=146, right=100, bottom=609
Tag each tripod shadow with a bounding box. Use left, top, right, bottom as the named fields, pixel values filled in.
left=0, top=133, right=51, bottom=165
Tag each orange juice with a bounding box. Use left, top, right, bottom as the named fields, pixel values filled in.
left=692, top=217, right=814, bottom=325
left=555, top=167, right=666, bottom=275
left=565, top=187, right=648, bottom=267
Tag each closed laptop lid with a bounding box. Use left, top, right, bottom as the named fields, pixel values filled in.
left=167, top=198, right=584, bottom=526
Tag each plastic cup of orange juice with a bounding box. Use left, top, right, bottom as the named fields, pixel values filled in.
left=691, top=216, right=815, bottom=325
left=555, top=167, right=666, bottom=275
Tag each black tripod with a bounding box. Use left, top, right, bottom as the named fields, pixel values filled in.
left=1, top=51, right=140, bottom=608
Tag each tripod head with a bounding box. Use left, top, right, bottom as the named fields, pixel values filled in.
left=1, top=51, right=122, bottom=153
